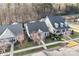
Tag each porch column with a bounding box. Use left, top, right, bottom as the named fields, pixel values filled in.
left=10, top=43, right=14, bottom=56
left=10, top=38, right=15, bottom=56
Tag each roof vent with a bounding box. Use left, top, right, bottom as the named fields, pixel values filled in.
left=12, top=22, right=18, bottom=25
left=29, top=21, right=36, bottom=23
left=40, top=18, right=45, bottom=22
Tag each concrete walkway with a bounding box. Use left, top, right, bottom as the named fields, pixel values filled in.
left=27, top=37, right=79, bottom=56
left=28, top=43, right=79, bottom=56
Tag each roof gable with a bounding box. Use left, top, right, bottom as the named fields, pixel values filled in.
left=0, top=28, right=15, bottom=39
left=0, top=23, right=23, bottom=36
left=0, top=24, right=9, bottom=35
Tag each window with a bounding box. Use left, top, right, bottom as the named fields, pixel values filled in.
left=45, top=32, right=49, bottom=36
left=60, top=22, right=64, bottom=27
left=45, top=32, right=47, bottom=36
left=65, top=22, right=68, bottom=27
left=54, top=23, right=59, bottom=28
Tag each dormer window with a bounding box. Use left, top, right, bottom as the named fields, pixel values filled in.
left=54, top=23, right=59, bottom=28
left=65, top=22, right=68, bottom=27
left=60, top=22, right=64, bottom=27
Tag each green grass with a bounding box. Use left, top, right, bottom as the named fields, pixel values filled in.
left=13, top=39, right=54, bottom=56
left=14, top=39, right=38, bottom=51
left=3, top=39, right=35, bottom=55
left=45, top=38, right=55, bottom=43
left=14, top=37, right=58, bottom=51
left=70, top=32, right=79, bottom=38
left=14, top=43, right=60, bottom=56
left=14, top=48, right=43, bottom=56
left=5, top=43, right=60, bottom=56
left=13, top=31, right=79, bottom=56
left=47, top=43, right=61, bottom=49
left=13, top=38, right=61, bottom=56
left=5, top=35, right=66, bottom=56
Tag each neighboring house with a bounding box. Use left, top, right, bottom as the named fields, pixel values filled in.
left=24, top=21, right=49, bottom=39
left=0, top=23, right=24, bottom=43
left=44, top=16, right=70, bottom=35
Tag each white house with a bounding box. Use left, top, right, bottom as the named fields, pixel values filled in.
left=43, top=16, right=70, bottom=35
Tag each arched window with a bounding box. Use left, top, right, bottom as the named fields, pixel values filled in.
left=65, top=22, right=68, bottom=27
left=54, top=23, right=59, bottom=28
left=60, top=22, right=64, bottom=27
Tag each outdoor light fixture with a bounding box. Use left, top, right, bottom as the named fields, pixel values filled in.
left=9, top=37, right=16, bottom=43
left=9, top=37, right=16, bottom=44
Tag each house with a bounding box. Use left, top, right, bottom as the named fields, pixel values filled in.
left=44, top=16, right=70, bottom=35
left=0, top=23, right=24, bottom=43
left=24, top=21, right=49, bottom=40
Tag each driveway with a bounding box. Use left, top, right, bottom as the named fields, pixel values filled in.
left=68, top=22, right=79, bottom=32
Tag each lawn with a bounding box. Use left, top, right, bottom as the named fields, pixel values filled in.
left=45, top=38, right=57, bottom=43
left=14, top=48, right=43, bottom=56
left=14, top=43, right=61, bottom=56
left=14, top=39, right=40, bottom=51
left=13, top=31, right=79, bottom=54
left=14, top=37, right=57, bottom=51
left=47, top=43, right=61, bottom=49
left=70, top=32, right=79, bottom=38
left=13, top=34, right=64, bottom=56
left=13, top=38, right=61, bottom=56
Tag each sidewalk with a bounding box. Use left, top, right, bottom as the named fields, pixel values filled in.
left=28, top=43, right=79, bottom=56
left=27, top=37, right=79, bottom=56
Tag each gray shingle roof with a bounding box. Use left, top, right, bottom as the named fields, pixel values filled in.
left=26, top=21, right=49, bottom=34
left=0, top=23, right=23, bottom=36
left=0, top=24, right=9, bottom=35
left=47, top=16, right=70, bottom=30
left=8, top=23, right=23, bottom=36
